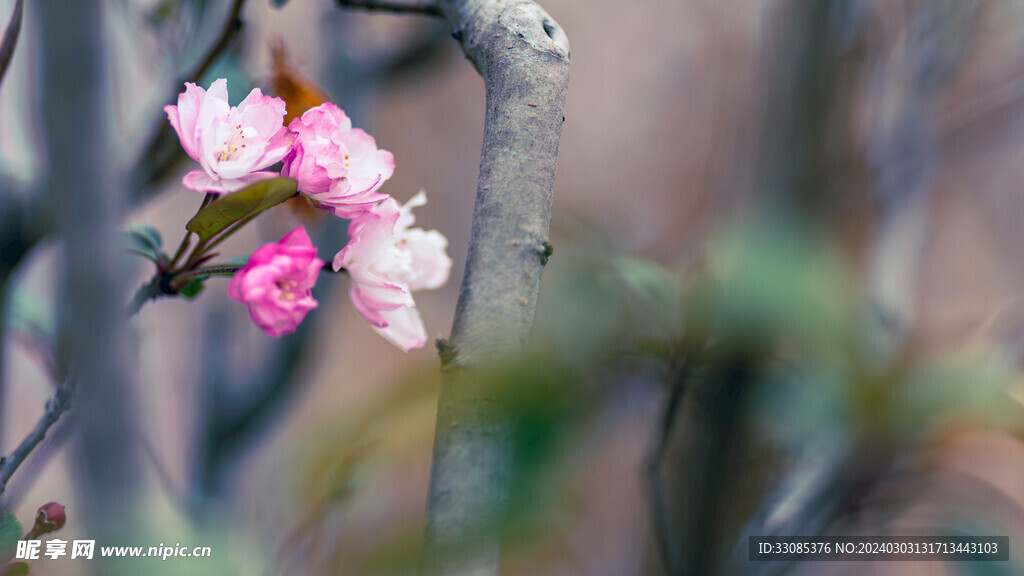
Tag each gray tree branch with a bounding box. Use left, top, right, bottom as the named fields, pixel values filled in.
left=39, top=1, right=142, bottom=562
left=419, top=2, right=569, bottom=575
left=0, top=380, right=72, bottom=495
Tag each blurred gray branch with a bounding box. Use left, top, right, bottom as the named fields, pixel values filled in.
left=335, top=0, right=439, bottom=16
left=419, top=1, right=570, bottom=576
left=39, top=2, right=142, bottom=571
left=0, top=0, right=252, bottom=511
left=0, top=0, right=23, bottom=89
left=130, top=0, right=249, bottom=198
left=191, top=223, right=343, bottom=503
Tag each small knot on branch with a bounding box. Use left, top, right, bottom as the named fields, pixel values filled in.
left=497, top=2, right=570, bottom=59
left=436, top=336, right=459, bottom=367
left=539, top=241, right=554, bottom=266
left=542, top=18, right=557, bottom=39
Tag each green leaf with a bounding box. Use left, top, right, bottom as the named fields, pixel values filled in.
left=120, top=224, right=164, bottom=263
left=610, top=256, right=683, bottom=341
left=0, top=562, right=29, bottom=576
left=185, top=177, right=298, bottom=245
left=179, top=276, right=208, bottom=299
left=688, top=218, right=858, bottom=359
left=0, top=510, right=23, bottom=563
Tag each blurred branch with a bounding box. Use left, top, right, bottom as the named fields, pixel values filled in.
left=0, top=176, right=46, bottom=452
left=716, top=3, right=977, bottom=574
left=0, top=0, right=248, bottom=290
left=181, top=0, right=248, bottom=87
left=195, top=309, right=317, bottom=497
left=130, top=0, right=249, bottom=197
left=193, top=221, right=344, bottom=500
left=645, top=364, right=689, bottom=576
left=0, top=0, right=23, bottom=89
left=40, top=0, right=141, bottom=551
left=419, top=2, right=570, bottom=576
left=8, top=324, right=63, bottom=388
left=701, top=4, right=858, bottom=574
left=0, top=380, right=72, bottom=496
left=349, top=22, right=450, bottom=85
left=0, top=182, right=47, bottom=281
left=724, top=440, right=859, bottom=576
left=866, top=0, right=976, bottom=345
left=0, top=0, right=246, bottom=505
left=335, top=0, right=440, bottom=16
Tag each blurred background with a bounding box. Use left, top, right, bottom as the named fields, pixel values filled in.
left=2, top=0, right=1024, bottom=574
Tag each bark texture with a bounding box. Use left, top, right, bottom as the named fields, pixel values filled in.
left=420, top=1, right=570, bottom=576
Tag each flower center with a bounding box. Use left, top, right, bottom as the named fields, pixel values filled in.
left=216, top=124, right=247, bottom=162
left=276, top=278, right=300, bottom=301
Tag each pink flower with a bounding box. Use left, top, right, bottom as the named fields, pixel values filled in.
left=281, top=103, right=395, bottom=218
left=334, top=192, right=451, bottom=351
left=165, top=79, right=294, bottom=194
left=228, top=226, right=324, bottom=337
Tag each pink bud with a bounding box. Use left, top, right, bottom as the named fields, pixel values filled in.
left=25, top=502, right=66, bottom=539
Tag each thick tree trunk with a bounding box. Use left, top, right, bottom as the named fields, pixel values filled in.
left=419, top=2, right=570, bottom=576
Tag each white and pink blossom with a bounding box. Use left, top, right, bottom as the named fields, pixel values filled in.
left=334, top=192, right=451, bottom=351
left=165, top=79, right=293, bottom=194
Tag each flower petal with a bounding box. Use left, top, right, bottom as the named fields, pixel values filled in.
left=374, top=305, right=428, bottom=351
left=228, top=226, right=323, bottom=337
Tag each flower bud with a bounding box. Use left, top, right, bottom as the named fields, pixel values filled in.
left=25, top=502, right=66, bottom=539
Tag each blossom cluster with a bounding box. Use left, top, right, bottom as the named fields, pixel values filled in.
left=165, top=79, right=451, bottom=350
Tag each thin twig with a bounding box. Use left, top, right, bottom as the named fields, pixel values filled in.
left=0, top=324, right=70, bottom=508
left=190, top=210, right=259, bottom=259
left=0, top=0, right=23, bottom=89
left=127, top=276, right=163, bottom=317
left=335, top=0, right=440, bottom=17
left=176, top=264, right=244, bottom=279
left=0, top=381, right=73, bottom=495
left=0, top=412, right=74, bottom=509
